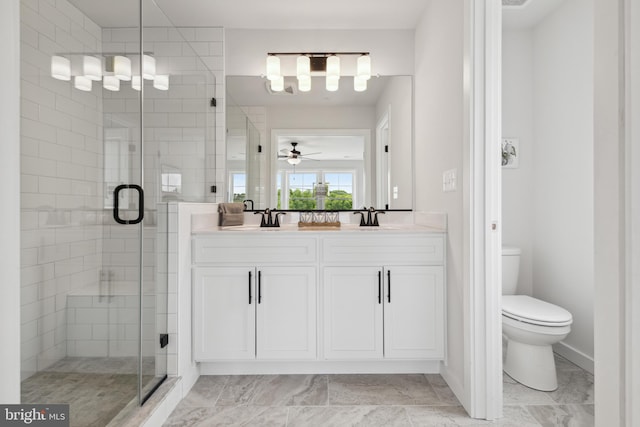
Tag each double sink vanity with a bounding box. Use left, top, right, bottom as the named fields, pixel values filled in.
left=190, top=210, right=447, bottom=374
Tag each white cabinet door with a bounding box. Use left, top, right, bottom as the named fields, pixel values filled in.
left=193, top=267, right=256, bottom=360
left=323, top=266, right=384, bottom=359
left=383, top=266, right=444, bottom=359
left=256, top=266, right=317, bottom=359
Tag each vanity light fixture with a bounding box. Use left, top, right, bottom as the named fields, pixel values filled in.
left=74, top=75, right=92, bottom=92
left=271, top=75, right=285, bottom=92
left=131, top=76, right=142, bottom=91
left=50, top=53, right=168, bottom=93
left=51, top=56, right=71, bottom=81
left=154, top=74, right=170, bottom=91
left=265, top=52, right=371, bottom=92
left=103, top=75, right=120, bottom=91
left=354, top=76, right=367, bottom=92
left=82, top=55, right=102, bottom=81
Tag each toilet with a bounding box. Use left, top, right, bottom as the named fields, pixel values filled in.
left=502, top=246, right=573, bottom=391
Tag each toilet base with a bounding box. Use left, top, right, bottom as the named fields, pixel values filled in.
left=503, top=339, right=558, bottom=391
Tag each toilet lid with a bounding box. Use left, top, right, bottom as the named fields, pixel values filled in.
left=502, top=295, right=573, bottom=326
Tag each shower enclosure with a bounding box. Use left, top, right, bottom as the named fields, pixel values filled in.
left=19, top=0, right=216, bottom=424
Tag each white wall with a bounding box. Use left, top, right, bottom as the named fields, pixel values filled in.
left=0, top=0, right=21, bottom=404
left=20, top=0, right=105, bottom=378
left=531, top=0, right=594, bottom=367
left=226, top=29, right=414, bottom=76
left=501, top=29, right=534, bottom=296
left=414, top=0, right=466, bottom=401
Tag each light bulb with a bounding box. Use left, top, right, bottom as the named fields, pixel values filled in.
left=51, top=56, right=71, bottom=81
left=326, top=55, right=340, bottom=79
left=82, top=56, right=102, bottom=81
left=357, top=54, right=371, bottom=80
left=154, top=75, right=169, bottom=91
left=74, top=75, right=92, bottom=92
left=296, top=55, right=311, bottom=80
left=354, top=76, right=367, bottom=92
left=103, top=75, right=120, bottom=91
left=266, top=55, right=281, bottom=81
left=326, top=75, right=339, bottom=92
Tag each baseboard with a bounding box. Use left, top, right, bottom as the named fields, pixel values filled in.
left=199, top=360, right=441, bottom=375
left=439, top=362, right=466, bottom=408
left=553, top=341, right=594, bottom=374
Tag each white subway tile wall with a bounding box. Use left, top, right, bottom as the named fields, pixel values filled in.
left=21, top=0, right=224, bottom=380
left=20, top=0, right=104, bottom=379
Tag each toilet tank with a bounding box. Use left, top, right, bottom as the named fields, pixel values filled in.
left=502, top=246, right=521, bottom=295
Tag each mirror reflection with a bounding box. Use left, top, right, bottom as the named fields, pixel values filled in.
left=226, top=75, right=413, bottom=210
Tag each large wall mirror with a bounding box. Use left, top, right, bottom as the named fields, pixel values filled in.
left=226, top=75, right=413, bottom=210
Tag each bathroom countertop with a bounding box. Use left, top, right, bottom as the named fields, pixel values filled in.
left=192, top=223, right=446, bottom=234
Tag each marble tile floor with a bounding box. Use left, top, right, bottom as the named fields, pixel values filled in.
left=20, top=357, right=158, bottom=427
left=164, top=354, right=593, bottom=427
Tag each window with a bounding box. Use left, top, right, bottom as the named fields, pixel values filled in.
left=279, top=171, right=354, bottom=210
left=229, top=172, right=246, bottom=203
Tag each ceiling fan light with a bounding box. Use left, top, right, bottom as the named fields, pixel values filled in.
left=298, top=76, right=311, bottom=92
left=82, top=55, right=102, bottom=81
left=51, top=56, right=71, bottom=81
left=354, top=75, right=367, bottom=92
left=287, top=156, right=301, bottom=165
left=357, top=54, right=371, bottom=80
left=326, top=55, right=340, bottom=79
left=103, top=75, right=120, bottom=91
left=296, top=55, right=311, bottom=80
left=271, top=75, right=284, bottom=92
left=326, top=75, right=339, bottom=92
left=266, top=55, right=281, bottom=81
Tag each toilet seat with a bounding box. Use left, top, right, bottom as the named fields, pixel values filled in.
left=502, top=295, right=572, bottom=327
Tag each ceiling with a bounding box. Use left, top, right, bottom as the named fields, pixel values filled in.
left=503, top=0, right=566, bottom=29
left=70, top=0, right=431, bottom=30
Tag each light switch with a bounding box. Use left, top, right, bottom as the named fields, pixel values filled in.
left=442, top=169, right=457, bottom=192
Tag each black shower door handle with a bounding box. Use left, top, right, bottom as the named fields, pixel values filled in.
left=113, top=184, right=144, bottom=225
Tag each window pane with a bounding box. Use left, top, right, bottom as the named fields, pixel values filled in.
left=288, top=173, right=317, bottom=210
left=324, top=172, right=353, bottom=210
left=231, top=173, right=246, bottom=202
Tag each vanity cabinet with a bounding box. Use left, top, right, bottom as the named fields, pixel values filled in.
left=193, top=266, right=317, bottom=361
left=323, top=266, right=444, bottom=360
left=192, top=230, right=445, bottom=369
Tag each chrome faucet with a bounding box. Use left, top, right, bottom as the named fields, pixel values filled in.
left=354, top=206, right=385, bottom=226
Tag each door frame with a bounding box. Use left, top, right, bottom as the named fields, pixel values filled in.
left=466, top=0, right=503, bottom=420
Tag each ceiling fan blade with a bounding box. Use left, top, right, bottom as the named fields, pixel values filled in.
left=301, top=152, right=322, bottom=156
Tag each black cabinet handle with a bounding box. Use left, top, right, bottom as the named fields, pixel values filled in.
left=113, top=184, right=144, bottom=225
left=378, top=271, right=382, bottom=304
left=258, top=271, right=262, bottom=304
left=387, top=270, right=391, bottom=303
left=248, top=271, right=252, bottom=304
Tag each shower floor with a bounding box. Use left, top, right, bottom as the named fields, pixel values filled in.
left=21, top=357, right=156, bottom=427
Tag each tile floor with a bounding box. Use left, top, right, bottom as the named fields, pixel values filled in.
left=163, top=354, right=594, bottom=426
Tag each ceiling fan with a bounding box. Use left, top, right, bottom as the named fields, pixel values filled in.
left=278, top=142, right=321, bottom=165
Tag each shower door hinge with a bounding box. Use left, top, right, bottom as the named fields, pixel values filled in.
left=385, top=145, right=389, bottom=153
left=160, top=333, right=169, bottom=349
left=210, top=98, right=217, bottom=107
